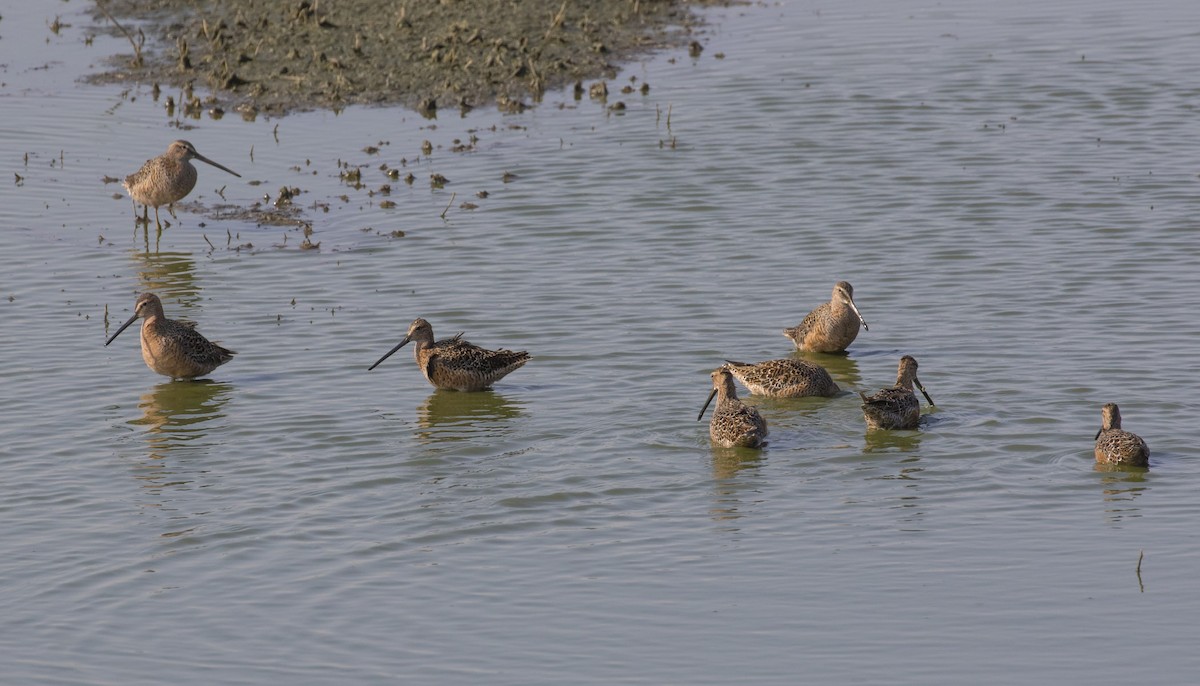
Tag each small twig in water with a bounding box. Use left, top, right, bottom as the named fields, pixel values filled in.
left=440, top=192, right=456, bottom=220
left=95, top=1, right=144, bottom=67
left=203, top=234, right=216, bottom=250
left=1136, top=549, right=1145, bottom=593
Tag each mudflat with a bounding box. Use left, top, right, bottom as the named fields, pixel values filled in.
left=92, top=0, right=711, bottom=116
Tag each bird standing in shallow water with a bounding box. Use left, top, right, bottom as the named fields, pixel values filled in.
left=722, top=358, right=839, bottom=398
left=784, top=281, right=869, bottom=353
left=368, top=317, right=530, bottom=391
left=859, top=355, right=934, bottom=430
left=1094, top=403, right=1149, bottom=467
left=698, top=367, right=768, bottom=448
left=105, top=293, right=235, bottom=380
left=124, top=140, right=241, bottom=227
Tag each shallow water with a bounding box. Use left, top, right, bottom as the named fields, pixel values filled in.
left=3, top=1, right=1199, bottom=683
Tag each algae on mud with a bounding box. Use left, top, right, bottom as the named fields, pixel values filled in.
left=91, top=0, right=714, bottom=116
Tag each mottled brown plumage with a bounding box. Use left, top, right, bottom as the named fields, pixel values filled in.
left=698, top=368, right=768, bottom=448
left=859, top=355, right=934, bottom=430
left=105, top=293, right=235, bottom=380
left=124, top=140, right=241, bottom=226
left=784, top=281, right=868, bottom=353
left=1094, top=403, right=1149, bottom=467
left=723, top=358, right=839, bottom=398
left=368, top=317, right=530, bottom=391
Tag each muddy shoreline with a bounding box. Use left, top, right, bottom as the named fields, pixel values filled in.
left=91, top=0, right=717, bottom=117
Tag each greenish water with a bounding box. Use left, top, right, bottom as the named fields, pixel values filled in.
left=3, top=1, right=1199, bottom=684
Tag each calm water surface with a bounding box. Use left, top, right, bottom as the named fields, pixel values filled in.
left=2, top=1, right=1199, bottom=683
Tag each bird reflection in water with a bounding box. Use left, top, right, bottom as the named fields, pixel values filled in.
left=1095, top=462, right=1151, bottom=476
left=1095, top=468, right=1148, bottom=524
left=414, top=389, right=525, bottom=444
left=132, top=250, right=201, bottom=303
left=710, top=447, right=764, bottom=481
left=800, top=350, right=861, bottom=390
left=862, top=427, right=923, bottom=455
left=708, top=447, right=764, bottom=523
left=859, top=431, right=927, bottom=526
left=128, top=379, right=232, bottom=491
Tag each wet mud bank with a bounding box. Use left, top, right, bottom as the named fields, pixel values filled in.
left=91, top=0, right=718, bottom=116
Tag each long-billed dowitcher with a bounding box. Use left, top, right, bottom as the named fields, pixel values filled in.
left=1094, top=403, right=1149, bottom=467
left=784, top=281, right=868, bottom=353
left=105, top=293, right=235, bottom=380
left=367, top=317, right=530, bottom=391
left=723, top=358, right=839, bottom=398
left=698, top=367, right=768, bottom=448
left=124, top=140, right=241, bottom=227
left=859, top=355, right=934, bottom=430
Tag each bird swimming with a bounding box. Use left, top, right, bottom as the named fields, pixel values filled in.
left=1094, top=403, right=1149, bottom=468
left=368, top=317, right=530, bottom=391
left=859, top=355, right=934, bottom=430
left=722, top=358, right=839, bottom=398
left=105, top=292, right=235, bottom=380
left=784, top=281, right=868, bottom=353
left=698, top=367, right=768, bottom=448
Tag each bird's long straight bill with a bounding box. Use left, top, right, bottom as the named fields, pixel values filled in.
left=194, top=153, right=242, bottom=178
left=105, top=314, right=140, bottom=346
left=848, top=299, right=869, bottom=331
left=915, top=379, right=935, bottom=406
left=367, top=336, right=411, bottom=371
left=697, top=388, right=719, bottom=421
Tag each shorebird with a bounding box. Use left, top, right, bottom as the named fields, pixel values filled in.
left=1094, top=403, right=1149, bottom=467
left=368, top=317, right=530, bottom=391
left=124, top=140, right=241, bottom=227
left=698, top=367, right=768, bottom=448
left=859, top=355, right=934, bottom=430
left=783, top=281, right=868, bottom=353
left=722, top=358, right=839, bottom=398
left=105, top=292, right=235, bottom=380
